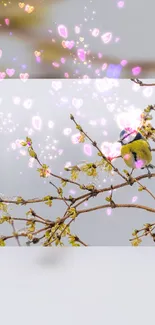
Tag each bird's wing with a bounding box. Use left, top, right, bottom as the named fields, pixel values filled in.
left=139, top=141, right=152, bottom=164
left=143, top=139, right=151, bottom=152
left=141, top=135, right=151, bottom=151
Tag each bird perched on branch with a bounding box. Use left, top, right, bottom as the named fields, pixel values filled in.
left=118, top=128, right=154, bottom=177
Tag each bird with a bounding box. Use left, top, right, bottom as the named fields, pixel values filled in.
left=118, top=128, right=154, bottom=177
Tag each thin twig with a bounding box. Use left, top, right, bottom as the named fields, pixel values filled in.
left=10, top=219, right=21, bottom=246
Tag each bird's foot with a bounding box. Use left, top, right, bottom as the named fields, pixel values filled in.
left=128, top=169, right=135, bottom=186
left=146, top=166, right=152, bottom=179
left=129, top=168, right=134, bottom=177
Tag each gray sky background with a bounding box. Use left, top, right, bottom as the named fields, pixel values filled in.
left=0, top=78, right=155, bottom=246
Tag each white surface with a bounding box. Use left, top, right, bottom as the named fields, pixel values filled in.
left=0, top=248, right=155, bottom=325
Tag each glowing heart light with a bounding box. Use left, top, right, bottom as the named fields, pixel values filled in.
left=58, top=149, right=63, bottom=156
left=51, top=81, right=62, bottom=91
left=95, top=69, right=100, bottom=75
left=62, top=40, right=67, bottom=48
left=120, top=59, right=128, bottom=67
left=98, top=53, right=102, bottom=58
left=60, top=57, right=66, bottom=64
left=132, top=82, right=140, bottom=92
left=28, top=158, right=34, bottom=168
left=6, top=68, right=15, bottom=77
left=23, top=98, right=33, bottom=109
left=116, top=108, right=143, bottom=131
left=92, top=28, right=100, bottom=37
left=5, top=18, right=10, bottom=26
left=63, top=128, right=72, bottom=136
left=74, top=26, right=80, bottom=34
left=11, top=142, right=17, bottom=150
left=101, top=119, right=107, bottom=127
left=48, top=120, right=54, bottom=128
left=77, top=49, right=85, bottom=62
left=18, top=2, right=25, bottom=8
left=64, top=72, right=69, bottom=78
left=71, top=133, right=81, bottom=144
left=106, top=208, right=112, bottom=216
left=107, top=103, right=115, bottom=112
left=34, top=51, right=41, bottom=57
left=83, top=144, right=92, bottom=156
left=142, top=87, right=153, bottom=98
left=36, top=56, right=41, bottom=63
left=25, top=5, right=34, bottom=13
left=19, top=73, right=29, bottom=82
left=72, top=98, right=83, bottom=109
left=101, top=32, right=112, bottom=44
left=12, top=96, right=21, bottom=105
left=115, top=37, right=120, bottom=43
left=58, top=25, right=68, bottom=39
left=132, top=66, right=141, bottom=76
left=117, top=1, right=124, bottom=8
left=102, top=63, right=108, bottom=71
left=0, top=72, right=6, bottom=80
left=52, top=62, right=60, bottom=68
left=101, top=142, right=121, bottom=160
left=16, top=139, right=23, bottom=148
left=65, top=40, right=75, bottom=49
left=132, top=196, right=138, bottom=203
left=32, top=116, right=42, bottom=131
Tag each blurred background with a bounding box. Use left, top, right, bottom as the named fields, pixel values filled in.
left=1, top=0, right=155, bottom=78
left=0, top=78, right=155, bottom=245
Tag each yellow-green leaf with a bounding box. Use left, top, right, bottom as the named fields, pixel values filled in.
left=0, top=238, right=5, bottom=246
left=20, top=141, right=27, bottom=146
left=0, top=203, right=8, bottom=212
left=131, top=238, right=142, bottom=246
left=45, top=231, right=51, bottom=238
left=61, top=180, right=67, bottom=187
left=28, top=148, right=37, bottom=158
left=45, top=199, right=52, bottom=207
left=138, top=186, right=144, bottom=192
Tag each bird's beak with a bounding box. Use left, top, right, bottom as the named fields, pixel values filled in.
left=117, top=139, right=121, bottom=143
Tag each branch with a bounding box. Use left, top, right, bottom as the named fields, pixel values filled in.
left=9, top=218, right=21, bottom=246
left=70, top=114, right=128, bottom=182
left=78, top=203, right=155, bottom=215
left=131, top=79, right=155, bottom=87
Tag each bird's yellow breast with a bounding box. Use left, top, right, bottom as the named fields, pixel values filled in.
left=121, top=139, right=152, bottom=169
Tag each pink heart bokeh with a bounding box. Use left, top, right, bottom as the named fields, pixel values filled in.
left=65, top=40, right=75, bottom=49
left=19, top=73, right=29, bottom=82
left=0, top=72, right=6, bottom=80
left=100, top=141, right=121, bottom=160
left=6, top=68, right=15, bottom=77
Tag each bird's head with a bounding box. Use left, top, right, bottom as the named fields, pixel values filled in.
left=118, top=128, right=142, bottom=145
